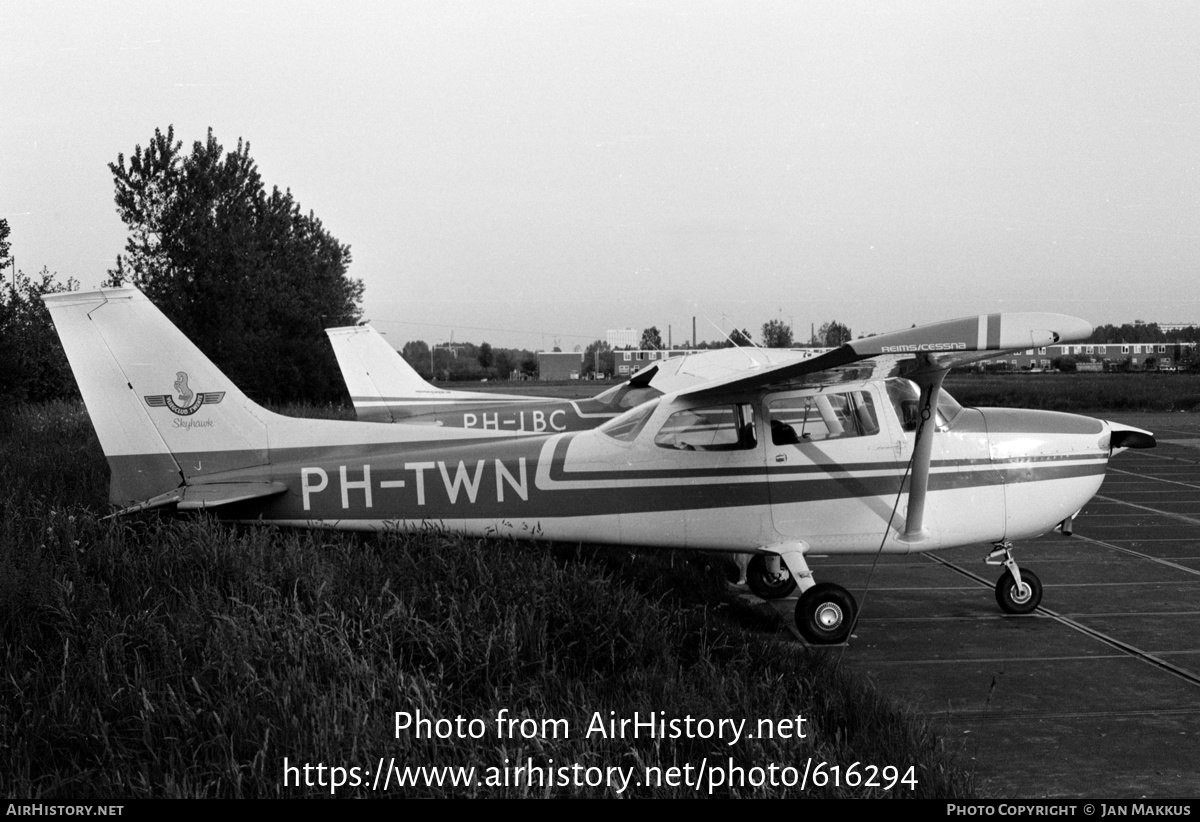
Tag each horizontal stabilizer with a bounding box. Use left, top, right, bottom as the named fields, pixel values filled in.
left=109, top=481, right=289, bottom=518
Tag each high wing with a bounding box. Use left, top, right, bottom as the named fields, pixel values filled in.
left=673, top=313, right=1093, bottom=400
left=328, top=322, right=833, bottom=428
left=628, top=345, right=829, bottom=394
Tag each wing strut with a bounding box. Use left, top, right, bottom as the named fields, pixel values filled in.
left=901, top=367, right=948, bottom=542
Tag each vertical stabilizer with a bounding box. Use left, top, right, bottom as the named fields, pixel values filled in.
left=325, top=324, right=538, bottom=421
left=44, top=288, right=271, bottom=505
left=324, top=325, right=413, bottom=422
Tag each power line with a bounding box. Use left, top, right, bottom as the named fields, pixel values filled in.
left=368, top=316, right=603, bottom=343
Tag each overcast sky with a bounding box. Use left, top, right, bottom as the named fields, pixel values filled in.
left=3, top=1, right=1199, bottom=350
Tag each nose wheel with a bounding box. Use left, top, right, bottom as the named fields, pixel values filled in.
left=995, top=568, right=1042, bottom=614
left=988, top=543, right=1043, bottom=615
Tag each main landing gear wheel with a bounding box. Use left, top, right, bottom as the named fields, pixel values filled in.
left=795, top=583, right=857, bottom=645
left=746, top=554, right=797, bottom=600
left=995, top=568, right=1042, bottom=615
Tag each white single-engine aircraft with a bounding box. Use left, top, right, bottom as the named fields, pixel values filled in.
left=46, top=287, right=1155, bottom=644
left=325, top=323, right=826, bottom=432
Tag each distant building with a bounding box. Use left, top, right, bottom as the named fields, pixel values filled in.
left=614, top=348, right=697, bottom=376
left=992, top=341, right=1197, bottom=371
left=606, top=328, right=640, bottom=349
left=537, top=351, right=584, bottom=380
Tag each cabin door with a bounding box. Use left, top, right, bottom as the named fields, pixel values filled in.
left=763, top=384, right=905, bottom=546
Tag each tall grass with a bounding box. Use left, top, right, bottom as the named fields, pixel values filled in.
left=1, top=402, right=973, bottom=798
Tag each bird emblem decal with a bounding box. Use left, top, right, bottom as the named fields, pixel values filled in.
left=144, top=371, right=225, bottom=415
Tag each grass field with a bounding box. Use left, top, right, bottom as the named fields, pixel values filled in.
left=944, top=371, right=1200, bottom=413
left=0, top=402, right=975, bottom=798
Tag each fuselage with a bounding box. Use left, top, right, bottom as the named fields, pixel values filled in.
left=196, top=377, right=1118, bottom=556
left=353, top=381, right=661, bottom=433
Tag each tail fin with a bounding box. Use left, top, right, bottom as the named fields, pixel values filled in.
left=44, top=287, right=271, bottom=505
left=325, top=324, right=433, bottom=422
left=324, top=324, right=537, bottom=422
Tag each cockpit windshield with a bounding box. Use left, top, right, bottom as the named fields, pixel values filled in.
left=885, top=378, right=963, bottom=432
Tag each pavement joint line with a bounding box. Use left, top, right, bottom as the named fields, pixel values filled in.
left=862, top=580, right=1200, bottom=588
left=862, top=609, right=1200, bottom=619
left=922, top=707, right=1200, bottom=721
left=864, top=653, right=1167, bottom=663
left=922, top=553, right=1200, bottom=689
left=1092, top=493, right=1200, bottom=526
left=1127, top=449, right=1200, bottom=465
left=1070, top=533, right=1200, bottom=578
left=1107, top=467, right=1200, bottom=492
left=1020, top=581, right=1200, bottom=588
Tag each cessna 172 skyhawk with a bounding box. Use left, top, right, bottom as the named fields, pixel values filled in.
left=45, top=287, right=1155, bottom=644
left=324, top=323, right=825, bottom=431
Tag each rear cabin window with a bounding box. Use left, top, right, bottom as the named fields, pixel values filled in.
left=598, top=399, right=659, bottom=442
left=654, top=404, right=758, bottom=451
left=768, top=391, right=879, bottom=445
left=593, top=382, right=663, bottom=410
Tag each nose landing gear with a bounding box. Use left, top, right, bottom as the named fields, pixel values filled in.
left=987, top=542, right=1043, bottom=615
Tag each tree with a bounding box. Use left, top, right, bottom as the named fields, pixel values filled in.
left=105, top=125, right=364, bottom=402
left=761, top=319, right=793, bottom=348
left=401, top=340, right=432, bottom=379
left=817, top=321, right=852, bottom=347
left=0, top=218, right=11, bottom=274
left=478, top=342, right=494, bottom=371
left=520, top=355, right=539, bottom=378
left=583, top=339, right=614, bottom=378
left=493, top=349, right=514, bottom=378
left=727, top=328, right=753, bottom=347
left=640, top=326, right=663, bottom=350
left=0, top=266, right=80, bottom=405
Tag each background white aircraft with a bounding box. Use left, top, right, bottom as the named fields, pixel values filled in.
left=325, top=323, right=825, bottom=432
left=46, top=287, right=1154, bottom=644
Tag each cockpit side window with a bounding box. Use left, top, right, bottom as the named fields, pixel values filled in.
left=768, top=391, right=879, bottom=445
left=654, top=403, right=757, bottom=451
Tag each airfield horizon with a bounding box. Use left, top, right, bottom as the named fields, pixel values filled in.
left=457, top=371, right=1200, bottom=414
